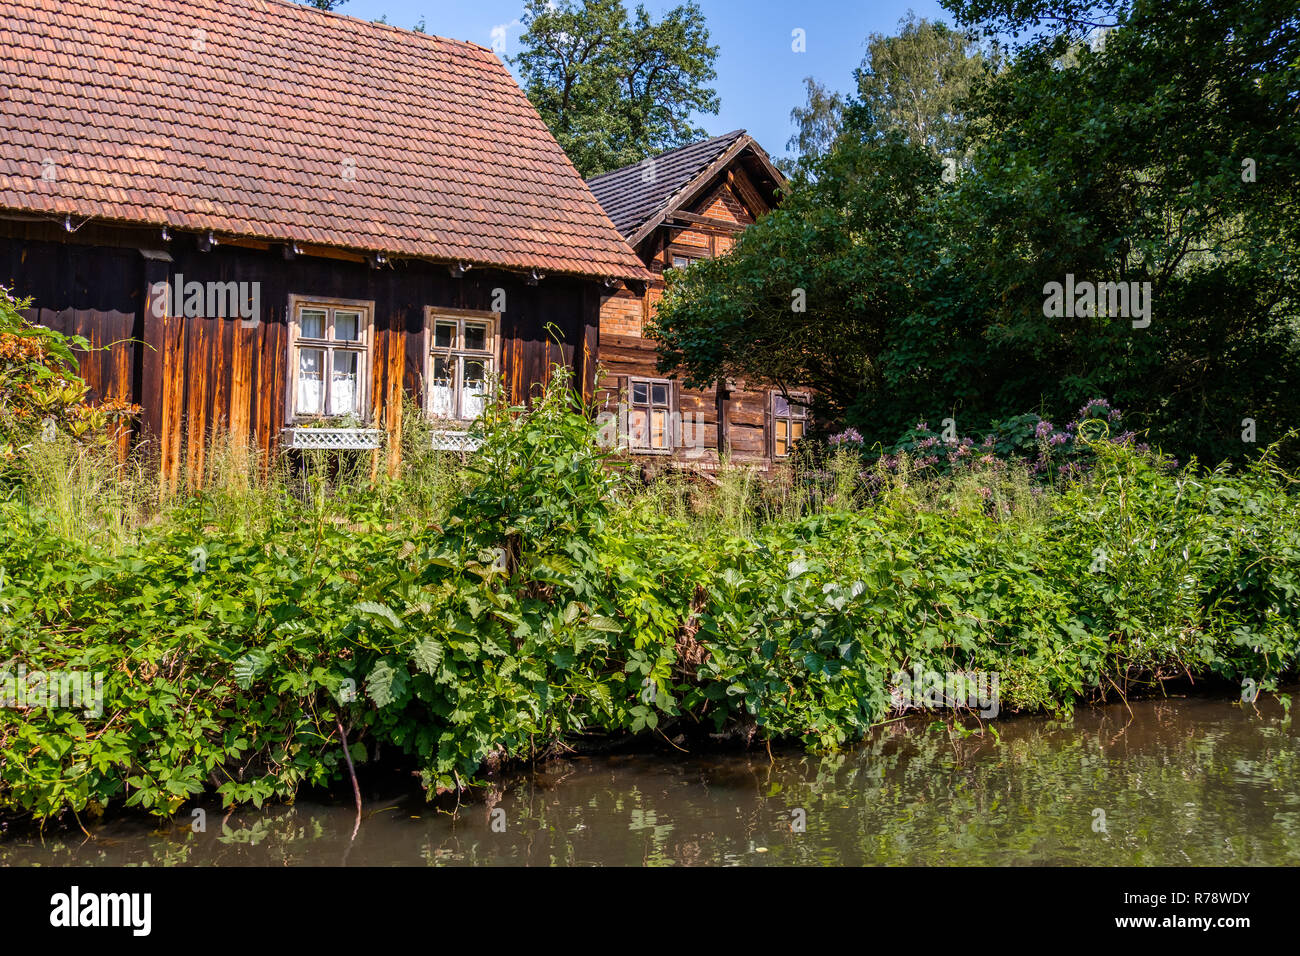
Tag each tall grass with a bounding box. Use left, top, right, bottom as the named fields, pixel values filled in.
left=12, top=409, right=1068, bottom=559
left=9, top=397, right=485, bottom=551
left=16, top=436, right=157, bottom=553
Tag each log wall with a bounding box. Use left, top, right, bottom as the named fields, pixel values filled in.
left=596, top=166, right=779, bottom=471
left=1, top=219, right=601, bottom=486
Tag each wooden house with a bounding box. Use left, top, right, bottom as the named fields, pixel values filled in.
left=586, top=131, right=791, bottom=472
left=0, top=0, right=651, bottom=486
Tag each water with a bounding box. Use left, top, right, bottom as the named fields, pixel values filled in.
left=3, top=691, right=1297, bottom=865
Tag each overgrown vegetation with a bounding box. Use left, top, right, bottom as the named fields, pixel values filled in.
left=0, top=286, right=137, bottom=471
left=1, top=367, right=1297, bottom=825
left=653, top=0, right=1300, bottom=468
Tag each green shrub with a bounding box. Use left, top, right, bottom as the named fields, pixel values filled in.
left=0, top=285, right=139, bottom=470
left=1, top=374, right=1296, bottom=824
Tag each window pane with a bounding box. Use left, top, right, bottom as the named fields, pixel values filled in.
left=429, top=356, right=454, bottom=418
left=791, top=398, right=807, bottom=419
left=651, top=383, right=668, bottom=406
left=300, top=309, right=326, bottom=340
left=462, top=358, right=489, bottom=419
left=628, top=408, right=649, bottom=448
left=775, top=419, right=788, bottom=457
left=296, top=348, right=325, bottom=415
left=773, top=393, right=790, bottom=417
left=791, top=421, right=804, bottom=443
left=463, top=322, right=488, bottom=352
left=672, top=256, right=694, bottom=269
left=330, top=350, right=360, bottom=416
left=631, top=382, right=648, bottom=405
left=334, top=310, right=361, bottom=342
left=651, top=409, right=668, bottom=449
left=433, top=321, right=455, bottom=350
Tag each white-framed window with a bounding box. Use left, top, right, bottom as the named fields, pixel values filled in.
left=287, top=296, right=373, bottom=422
left=671, top=254, right=700, bottom=270
left=771, top=391, right=809, bottom=458
left=426, top=310, right=497, bottom=421
left=628, top=376, right=674, bottom=452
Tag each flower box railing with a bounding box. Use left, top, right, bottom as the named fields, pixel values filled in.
left=282, top=427, right=383, bottom=450
left=281, top=427, right=481, bottom=452
left=430, top=430, right=482, bottom=452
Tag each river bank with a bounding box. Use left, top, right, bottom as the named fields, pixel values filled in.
left=3, top=382, right=1298, bottom=826
left=3, top=690, right=1294, bottom=865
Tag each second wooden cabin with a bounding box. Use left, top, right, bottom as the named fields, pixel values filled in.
left=587, top=131, right=794, bottom=474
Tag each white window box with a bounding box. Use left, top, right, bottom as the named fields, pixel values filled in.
left=283, top=427, right=383, bottom=450
left=431, top=429, right=482, bottom=452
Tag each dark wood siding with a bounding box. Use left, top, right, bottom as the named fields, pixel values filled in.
left=0, top=219, right=603, bottom=485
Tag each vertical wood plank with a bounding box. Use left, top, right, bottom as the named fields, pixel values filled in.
left=183, top=317, right=208, bottom=490
left=368, top=316, right=387, bottom=481
left=385, top=324, right=404, bottom=478
left=159, top=309, right=185, bottom=494
left=139, top=253, right=173, bottom=470
left=228, top=319, right=255, bottom=473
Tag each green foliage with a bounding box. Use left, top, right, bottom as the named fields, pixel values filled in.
left=937, top=0, right=1300, bottom=465
left=651, top=134, right=944, bottom=418
left=782, top=12, right=997, bottom=170
left=1, top=375, right=1296, bottom=824
left=0, top=285, right=139, bottom=468
left=654, top=0, right=1300, bottom=468
left=783, top=77, right=846, bottom=171
left=845, top=397, right=1143, bottom=484
left=512, top=0, right=719, bottom=177
left=849, top=12, right=1000, bottom=156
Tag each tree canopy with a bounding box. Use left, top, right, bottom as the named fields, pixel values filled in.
left=784, top=13, right=998, bottom=169
left=511, top=0, right=719, bottom=178
left=850, top=12, right=1000, bottom=156
left=651, top=0, right=1300, bottom=467
left=783, top=77, right=846, bottom=172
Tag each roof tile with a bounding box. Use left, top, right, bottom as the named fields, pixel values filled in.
left=0, top=0, right=650, bottom=280
left=586, top=130, right=747, bottom=239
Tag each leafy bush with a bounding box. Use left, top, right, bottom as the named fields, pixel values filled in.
left=1, top=375, right=1296, bottom=824
left=829, top=398, right=1162, bottom=487
left=0, top=286, right=138, bottom=469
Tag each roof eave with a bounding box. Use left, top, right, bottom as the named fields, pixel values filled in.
left=0, top=205, right=653, bottom=283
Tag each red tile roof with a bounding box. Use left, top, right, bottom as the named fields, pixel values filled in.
left=0, top=0, right=651, bottom=281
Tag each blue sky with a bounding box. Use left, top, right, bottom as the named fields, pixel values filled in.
left=332, top=0, right=952, bottom=163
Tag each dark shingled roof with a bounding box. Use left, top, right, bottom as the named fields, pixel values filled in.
left=0, top=0, right=651, bottom=281
left=585, top=131, right=748, bottom=241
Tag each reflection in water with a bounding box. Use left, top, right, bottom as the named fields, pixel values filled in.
left=3, top=692, right=1296, bottom=866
